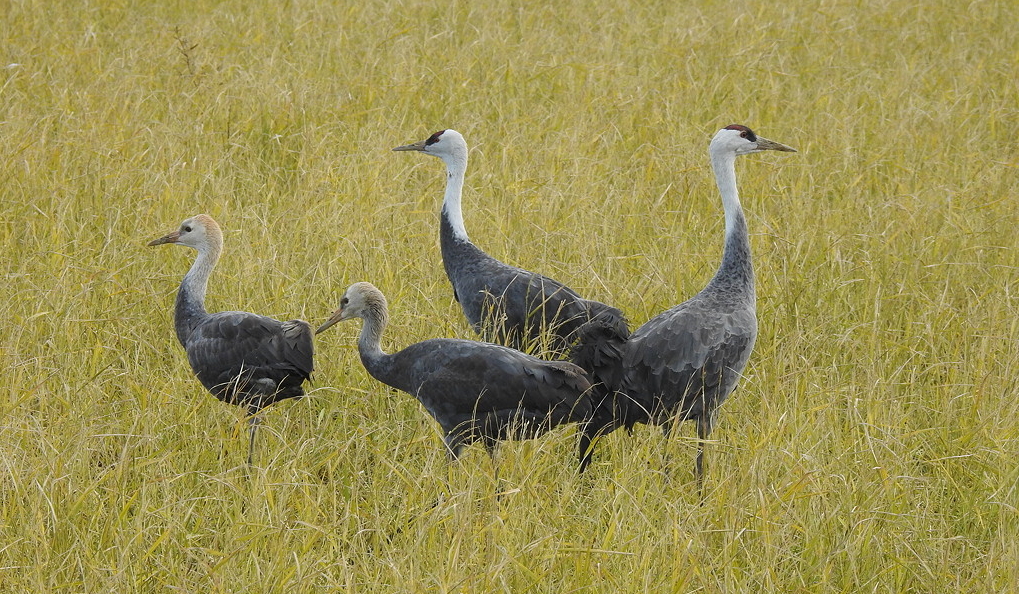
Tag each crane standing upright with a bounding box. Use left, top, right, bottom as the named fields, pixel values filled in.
left=394, top=129, right=630, bottom=357
left=149, top=214, right=314, bottom=465
left=572, top=125, right=796, bottom=478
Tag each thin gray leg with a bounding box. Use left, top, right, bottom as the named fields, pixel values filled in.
left=247, top=414, right=262, bottom=466
left=695, top=413, right=714, bottom=499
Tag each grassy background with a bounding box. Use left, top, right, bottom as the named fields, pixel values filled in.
left=2, top=0, right=1018, bottom=590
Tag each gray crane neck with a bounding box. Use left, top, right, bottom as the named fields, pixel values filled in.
left=710, top=209, right=755, bottom=293
left=174, top=281, right=207, bottom=346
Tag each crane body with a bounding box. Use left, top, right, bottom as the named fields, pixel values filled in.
left=149, top=215, right=313, bottom=465
left=572, top=125, right=795, bottom=477
left=395, top=129, right=630, bottom=356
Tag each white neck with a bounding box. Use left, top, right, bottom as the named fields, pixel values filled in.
left=357, top=297, right=390, bottom=362
left=358, top=316, right=386, bottom=359
left=440, top=151, right=470, bottom=242
left=710, top=148, right=741, bottom=238
left=181, top=245, right=219, bottom=310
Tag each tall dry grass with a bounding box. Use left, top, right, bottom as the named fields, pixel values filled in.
left=1, top=0, right=1017, bottom=590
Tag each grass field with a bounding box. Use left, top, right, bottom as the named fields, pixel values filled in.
left=2, top=0, right=1018, bottom=590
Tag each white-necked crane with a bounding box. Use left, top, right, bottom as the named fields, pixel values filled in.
left=316, top=281, right=597, bottom=467
left=571, top=125, right=796, bottom=479
left=149, top=214, right=314, bottom=465
left=393, top=129, right=630, bottom=357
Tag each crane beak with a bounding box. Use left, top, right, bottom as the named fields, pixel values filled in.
left=755, top=137, right=797, bottom=153
left=315, top=307, right=347, bottom=335
left=148, top=231, right=181, bottom=246
left=392, top=139, right=427, bottom=152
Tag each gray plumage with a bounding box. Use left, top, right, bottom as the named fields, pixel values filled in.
left=394, top=129, right=630, bottom=356
left=571, top=125, right=796, bottom=476
left=149, top=214, right=314, bottom=464
left=181, top=312, right=313, bottom=410
left=316, top=282, right=595, bottom=464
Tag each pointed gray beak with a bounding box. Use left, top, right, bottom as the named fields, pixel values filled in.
left=755, top=137, right=797, bottom=152
left=148, top=230, right=181, bottom=246
left=315, top=307, right=346, bottom=335
left=393, top=139, right=427, bottom=152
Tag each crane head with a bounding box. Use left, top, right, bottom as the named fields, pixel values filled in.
left=148, top=214, right=223, bottom=253
left=393, top=129, right=468, bottom=162
left=712, top=125, right=796, bottom=156
left=316, top=281, right=389, bottom=335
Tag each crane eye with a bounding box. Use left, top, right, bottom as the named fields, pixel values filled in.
left=183, top=225, right=192, bottom=233
left=340, top=297, right=349, bottom=306
left=739, top=131, right=748, bottom=138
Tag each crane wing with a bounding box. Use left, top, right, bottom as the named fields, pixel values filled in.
left=185, top=311, right=314, bottom=404
left=622, top=301, right=756, bottom=420
left=447, top=244, right=625, bottom=353
left=393, top=339, right=594, bottom=433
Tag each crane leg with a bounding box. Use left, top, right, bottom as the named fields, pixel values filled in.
left=695, top=414, right=713, bottom=499
left=247, top=413, right=262, bottom=466
left=578, top=430, right=594, bottom=473
left=484, top=440, right=503, bottom=498
left=578, top=423, right=607, bottom=473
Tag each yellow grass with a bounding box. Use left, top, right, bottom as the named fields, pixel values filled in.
left=2, top=0, right=1017, bottom=590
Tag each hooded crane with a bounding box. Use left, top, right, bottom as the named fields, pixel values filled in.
left=149, top=214, right=314, bottom=465
left=393, top=129, right=630, bottom=356
left=316, top=281, right=597, bottom=467
left=571, top=125, right=796, bottom=478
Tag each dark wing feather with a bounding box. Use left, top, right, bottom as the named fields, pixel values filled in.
left=569, top=316, right=630, bottom=389
left=621, top=299, right=756, bottom=424
left=384, top=339, right=593, bottom=441
left=567, top=315, right=631, bottom=432
left=441, top=222, right=627, bottom=355
left=185, top=311, right=314, bottom=409
left=583, top=298, right=631, bottom=340
left=454, top=256, right=627, bottom=354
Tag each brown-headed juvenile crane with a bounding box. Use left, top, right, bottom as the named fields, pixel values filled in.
left=149, top=214, right=314, bottom=465
left=571, top=125, right=796, bottom=479
left=394, top=129, right=630, bottom=357
left=316, top=281, right=597, bottom=467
